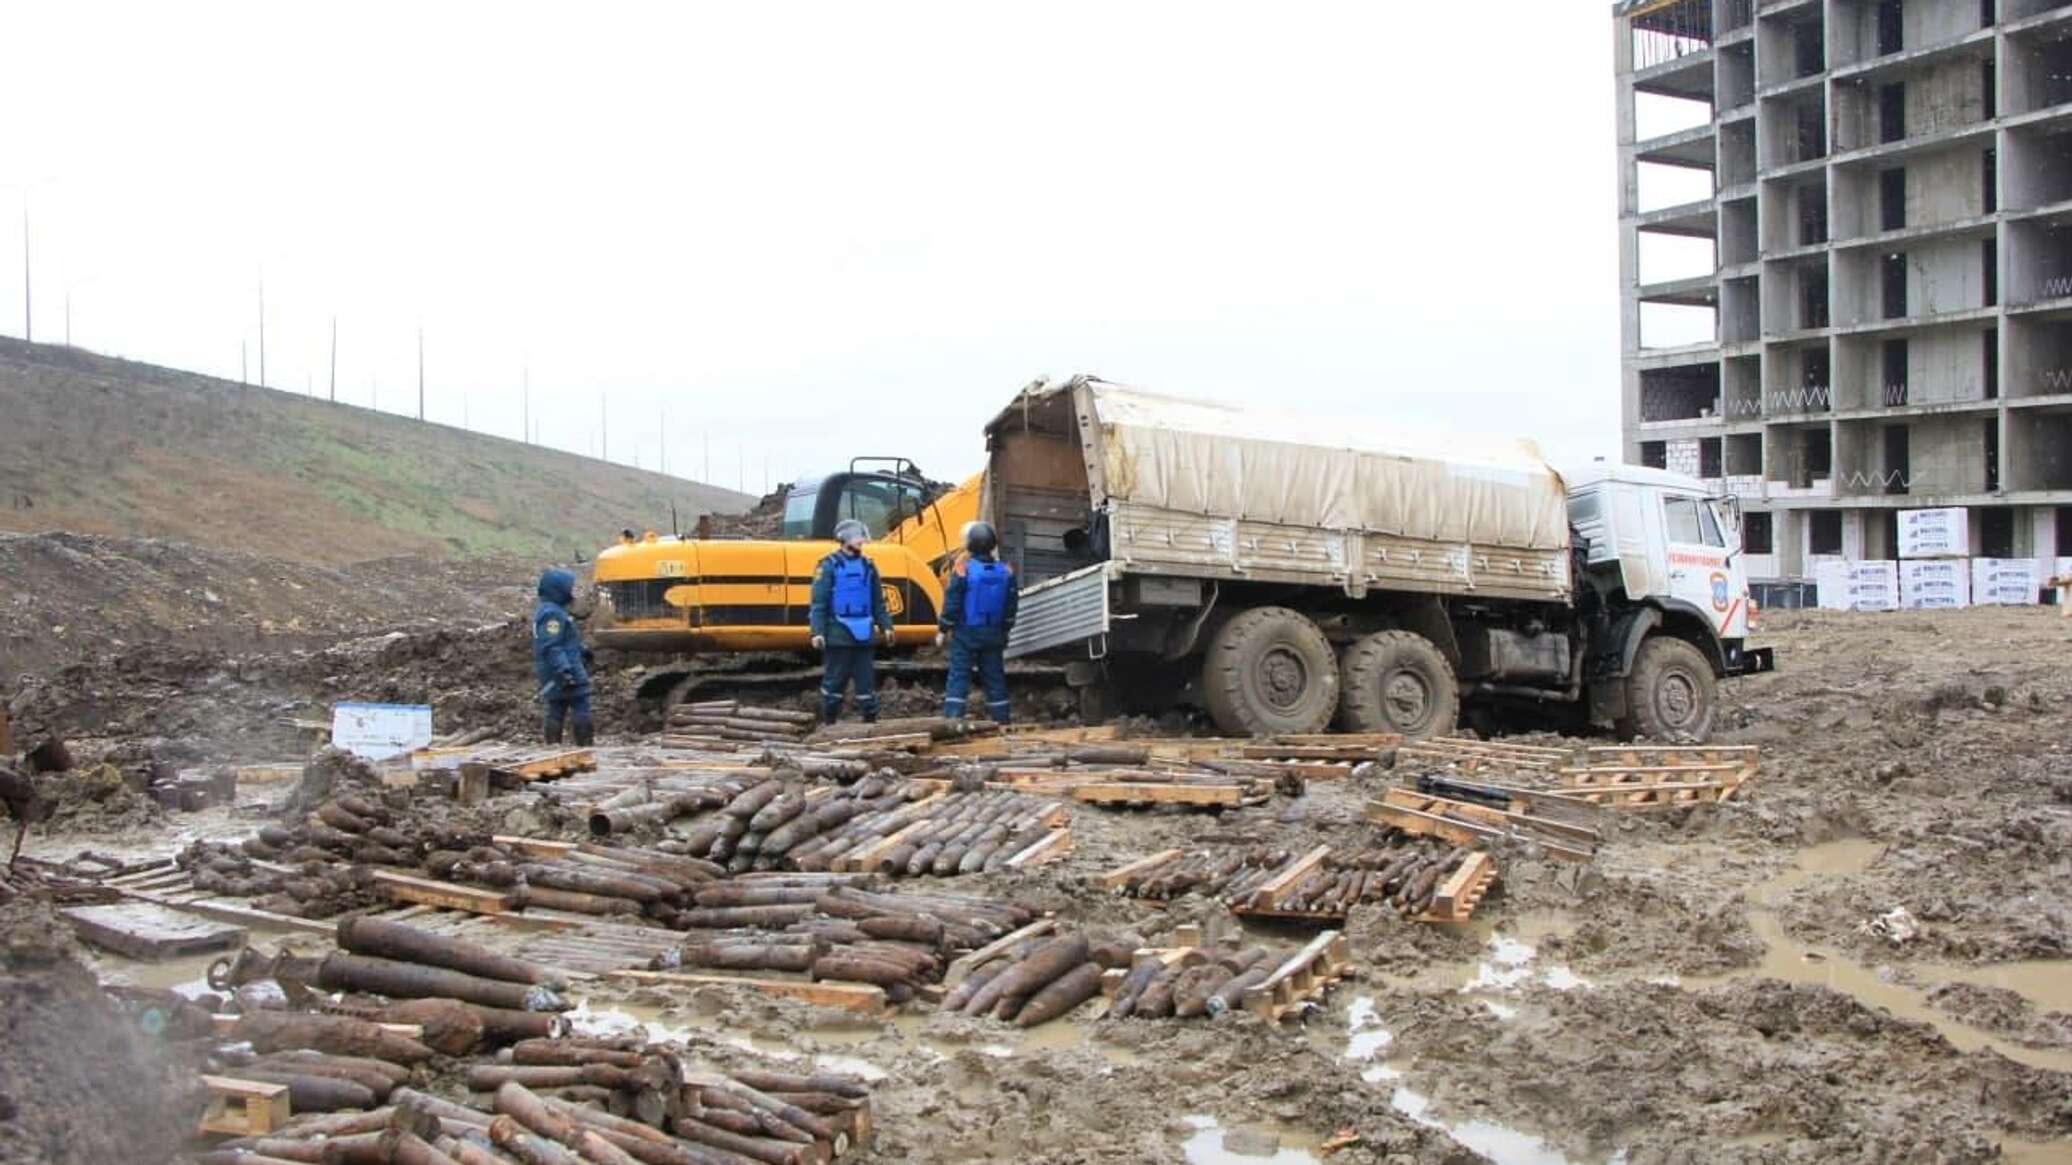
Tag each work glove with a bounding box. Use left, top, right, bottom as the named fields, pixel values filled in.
left=811, top=635, right=826, bottom=650
left=934, top=630, right=947, bottom=648
left=881, top=627, right=896, bottom=646
left=557, top=670, right=577, bottom=690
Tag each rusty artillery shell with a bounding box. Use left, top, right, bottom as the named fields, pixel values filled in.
left=857, top=914, right=943, bottom=946
left=810, top=953, right=913, bottom=988
left=991, top=934, right=1092, bottom=1023
left=1014, top=961, right=1104, bottom=1027
left=319, top=952, right=565, bottom=1012
left=589, top=795, right=702, bottom=837
left=190, top=1155, right=308, bottom=1165
left=1172, top=964, right=1236, bottom=1019
left=724, top=781, right=783, bottom=819
left=388, top=1089, right=495, bottom=1131
left=516, top=863, right=664, bottom=904
left=513, top=883, right=643, bottom=917
left=511, top=1039, right=646, bottom=1068
left=697, top=1078, right=835, bottom=1143
left=674, top=942, right=821, bottom=974
left=941, top=959, right=1010, bottom=1012
left=252, top=1051, right=404, bottom=1098
left=1205, top=966, right=1271, bottom=1017
left=434, top=1136, right=513, bottom=1165
left=691, top=884, right=825, bottom=909
left=681, top=904, right=817, bottom=928
left=1108, top=957, right=1164, bottom=1019
left=207, top=1141, right=324, bottom=1163
left=371, top=999, right=484, bottom=1059
left=670, top=1117, right=808, bottom=1165
left=317, top=801, right=372, bottom=833
left=748, top=793, right=806, bottom=833
left=317, top=1133, right=392, bottom=1165
left=488, top=1115, right=584, bottom=1165
left=381, top=997, right=565, bottom=1050
left=339, top=916, right=559, bottom=988
left=468, top=1063, right=650, bottom=1093
left=235, top=1010, right=433, bottom=1063
left=377, top=1131, right=462, bottom=1165
left=493, top=1081, right=582, bottom=1147
left=234, top=1068, right=376, bottom=1112
left=727, top=1069, right=869, bottom=1100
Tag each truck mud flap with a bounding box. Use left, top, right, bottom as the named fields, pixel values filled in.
left=1726, top=644, right=1775, bottom=675
left=1007, top=562, right=1115, bottom=660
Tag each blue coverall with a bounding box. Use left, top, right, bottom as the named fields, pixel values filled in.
left=809, top=548, right=893, bottom=723
left=941, top=555, right=1017, bottom=723
left=532, top=567, right=593, bottom=745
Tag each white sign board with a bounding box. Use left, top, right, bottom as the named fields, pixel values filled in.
left=331, top=702, right=434, bottom=762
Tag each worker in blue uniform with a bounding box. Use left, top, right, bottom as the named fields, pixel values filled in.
left=939, top=521, right=1017, bottom=723
left=532, top=567, right=595, bottom=745
left=809, top=518, right=894, bottom=724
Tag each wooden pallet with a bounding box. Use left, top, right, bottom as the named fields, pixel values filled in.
left=1394, top=736, right=1574, bottom=776
left=1068, top=782, right=1257, bottom=808
left=1241, top=930, right=1353, bottom=1022
left=1557, top=745, right=1759, bottom=808
left=62, top=901, right=246, bottom=960
left=1234, top=845, right=1331, bottom=913
left=102, top=864, right=337, bottom=937
left=198, top=1076, right=290, bottom=1137
left=607, top=969, right=889, bottom=1013
left=1414, top=851, right=1498, bottom=923
left=1367, top=787, right=1597, bottom=863
left=459, top=747, right=598, bottom=782
left=372, top=871, right=517, bottom=914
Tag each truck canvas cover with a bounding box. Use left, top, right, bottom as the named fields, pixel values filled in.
left=987, top=377, right=1572, bottom=617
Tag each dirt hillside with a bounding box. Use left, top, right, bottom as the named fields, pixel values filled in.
left=0, top=337, right=750, bottom=564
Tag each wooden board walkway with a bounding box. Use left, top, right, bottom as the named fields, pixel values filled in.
left=63, top=901, right=246, bottom=960
left=1556, top=745, right=1760, bottom=808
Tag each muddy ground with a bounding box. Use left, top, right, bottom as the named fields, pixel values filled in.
left=9, top=603, right=2072, bottom=1163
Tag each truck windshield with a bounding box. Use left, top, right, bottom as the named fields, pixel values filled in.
left=780, top=489, right=818, bottom=539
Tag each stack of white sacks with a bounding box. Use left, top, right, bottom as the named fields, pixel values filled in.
left=1816, top=559, right=1898, bottom=611
left=1899, top=508, right=1970, bottom=610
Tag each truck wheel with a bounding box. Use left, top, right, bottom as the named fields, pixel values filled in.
left=1618, top=635, right=1716, bottom=743
left=1201, top=607, right=1338, bottom=736
left=1338, top=631, right=1458, bottom=739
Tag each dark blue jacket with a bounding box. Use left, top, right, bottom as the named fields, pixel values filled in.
left=940, top=554, right=1018, bottom=645
left=809, top=550, right=892, bottom=648
left=532, top=568, right=590, bottom=692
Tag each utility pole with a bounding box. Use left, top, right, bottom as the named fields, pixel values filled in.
left=257, top=272, right=266, bottom=388
left=522, top=362, right=530, bottom=445
left=240, top=341, right=247, bottom=385
left=463, top=394, right=470, bottom=431
left=600, top=394, right=608, bottom=462
left=20, top=199, right=29, bottom=342
left=63, top=291, right=70, bottom=347
left=416, top=323, right=425, bottom=421
left=328, top=317, right=337, bottom=402
left=659, top=405, right=667, bottom=476
left=738, top=444, right=744, bottom=493
left=704, top=432, right=711, bottom=483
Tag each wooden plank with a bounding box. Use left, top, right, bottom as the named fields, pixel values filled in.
left=943, top=917, right=1055, bottom=987
left=606, top=970, right=887, bottom=1013
left=373, top=871, right=515, bottom=914
left=1002, top=827, right=1071, bottom=869
left=1245, top=845, right=1332, bottom=911
left=1070, top=783, right=1244, bottom=806
left=833, top=818, right=937, bottom=874
left=114, top=887, right=337, bottom=936
left=494, top=836, right=579, bottom=857
left=63, top=902, right=246, bottom=960
left=1417, top=851, right=1495, bottom=923
left=1100, top=849, right=1183, bottom=891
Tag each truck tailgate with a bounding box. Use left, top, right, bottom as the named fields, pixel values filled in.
left=1007, top=562, right=1115, bottom=659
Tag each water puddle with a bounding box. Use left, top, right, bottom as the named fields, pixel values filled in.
left=1686, top=839, right=2072, bottom=1074
left=1389, top=1088, right=1584, bottom=1165
left=1999, top=1135, right=2072, bottom=1163
left=1178, top=1114, right=1323, bottom=1164
left=1341, top=996, right=1593, bottom=1165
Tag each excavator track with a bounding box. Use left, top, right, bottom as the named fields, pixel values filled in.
left=645, top=654, right=1070, bottom=725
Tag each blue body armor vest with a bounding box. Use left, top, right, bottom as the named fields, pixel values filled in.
left=831, top=556, right=876, bottom=642
left=962, top=560, right=1012, bottom=628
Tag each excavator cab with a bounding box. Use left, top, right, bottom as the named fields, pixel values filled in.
left=779, top=458, right=939, bottom=542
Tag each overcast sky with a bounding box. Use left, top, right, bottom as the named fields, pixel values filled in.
left=0, top=3, right=1715, bottom=494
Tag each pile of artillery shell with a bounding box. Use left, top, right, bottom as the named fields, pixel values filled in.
left=666, top=700, right=819, bottom=743
left=1109, top=847, right=1293, bottom=903
left=943, top=930, right=1141, bottom=1028
left=1107, top=943, right=1280, bottom=1022
left=662, top=775, right=1065, bottom=879
left=660, top=881, right=1041, bottom=1003
left=1282, top=837, right=1472, bottom=918
left=198, top=1032, right=878, bottom=1165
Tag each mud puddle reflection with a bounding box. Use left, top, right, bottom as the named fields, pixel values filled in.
left=1178, top=1114, right=1322, bottom=1164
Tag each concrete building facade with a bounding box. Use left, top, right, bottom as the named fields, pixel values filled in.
left=1614, top=0, right=2072, bottom=585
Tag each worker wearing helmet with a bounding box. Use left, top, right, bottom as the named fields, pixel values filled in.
left=809, top=518, right=894, bottom=723
left=939, top=521, right=1017, bottom=723
left=532, top=567, right=595, bottom=746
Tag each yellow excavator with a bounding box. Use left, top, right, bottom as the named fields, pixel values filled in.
left=589, top=459, right=984, bottom=714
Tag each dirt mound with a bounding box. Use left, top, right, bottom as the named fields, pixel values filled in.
left=0, top=335, right=749, bottom=569
left=1928, top=982, right=2072, bottom=1050
left=0, top=898, right=203, bottom=1165
left=35, top=763, right=164, bottom=834
left=0, top=529, right=533, bottom=678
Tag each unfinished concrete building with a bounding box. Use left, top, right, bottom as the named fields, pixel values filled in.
left=1615, top=0, right=2072, bottom=588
